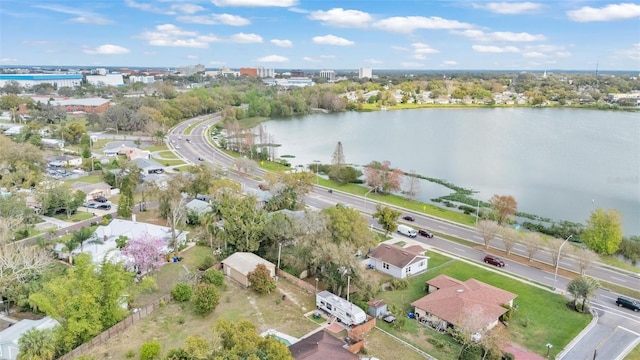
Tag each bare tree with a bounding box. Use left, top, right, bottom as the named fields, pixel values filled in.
left=0, top=216, right=23, bottom=245
left=499, top=227, right=521, bottom=255
left=234, top=157, right=258, bottom=175
left=477, top=220, right=500, bottom=249
left=451, top=305, right=490, bottom=359
left=331, top=141, right=345, bottom=166
left=0, top=242, right=53, bottom=312
left=403, top=170, right=420, bottom=201
left=546, top=237, right=567, bottom=268
left=571, top=246, right=600, bottom=275
left=522, top=232, right=543, bottom=261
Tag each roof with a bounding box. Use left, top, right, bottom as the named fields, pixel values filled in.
left=132, top=157, right=163, bottom=170
left=50, top=98, right=111, bottom=107
left=221, top=252, right=275, bottom=276
left=367, top=298, right=387, bottom=308
left=288, top=330, right=358, bottom=360
left=412, top=275, right=517, bottom=328
left=0, top=317, right=59, bottom=360
left=244, top=187, right=273, bottom=202
left=368, top=243, right=427, bottom=269
left=186, top=199, right=212, bottom=215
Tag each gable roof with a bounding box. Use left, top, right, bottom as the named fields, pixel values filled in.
left=288, top=330, right=358, bottom=360
left=412, top=275, right=517, bottom=328
left=132, top=157, right=163, bottom=170
left=368, top=243, right=426, bottom=269
left=186, top=199, right=212, bottom=215
left=221, top=252, right=275, bottom=276
left=0, top=317, right=59, bottom=360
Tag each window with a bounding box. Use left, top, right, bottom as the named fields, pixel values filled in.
left=419, top=261, right=425, bottom=267
left=327, top=304, right=332, bottom=310
left=406, top=266, right=412, bottom=274
left=383, top=263, right=389, bottom=270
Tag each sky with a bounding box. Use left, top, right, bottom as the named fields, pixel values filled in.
left=0, top=0, right=639, bottom=71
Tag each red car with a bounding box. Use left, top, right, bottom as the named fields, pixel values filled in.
left=484, top=255, right=505, bottom=267
left=418, top=229, right=434, bottom=238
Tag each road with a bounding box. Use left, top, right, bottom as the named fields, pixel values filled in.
left=167, top=115, right=640, bottom=360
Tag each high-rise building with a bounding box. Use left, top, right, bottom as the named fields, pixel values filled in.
left=359, top=67, right=372, bottom=79
left=319, top=70, right=336, bottom=82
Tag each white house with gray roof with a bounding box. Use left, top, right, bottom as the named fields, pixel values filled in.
left=0, top=317, right=59, bottom=360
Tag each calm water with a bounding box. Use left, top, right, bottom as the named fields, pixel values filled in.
left=262, top=108, right=640, bottom=236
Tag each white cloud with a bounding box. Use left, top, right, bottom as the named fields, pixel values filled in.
left=229, top=33, right=263, bottom=43
left=555, top=51, right=572, bottom=58
left=365, top=58, right=383, bottom=64
left=171, top=3, right=205, bottom=14
left=257, top=55, right=289, bottom=63
left=412, top=42, right=439, bottom=54
left=400, top=61, right=425, bottom=68
left=34, top=4, right=112, bottom=24
left=83, top=44, right=130, bottom=55
left=177, top=13, right=250, bottom=26
left=308, top=8, right=372, bottom=28
left=412, top=54, right=427, bottom=60
left=288, top=7, right=308, bottom=14
left=473, top=2, right=542, bottom=14
left=22, top=40, right=52, bottom=46
left=442, top=60, right=458, bottom=65
left=303, top=56, right=321, bottom=63
left=209, top=60, right=226, bottom=65
left=186, top=55, right=199, bottom=60
left=212, top=0, right=298, bottom=7
left=137, top=24, right=219, bottom=48
left=143, top=51, right=156, bottom=56
left=0, top=58, right=18, bottom=64
left=271, top=39, right=293, bottom=47
left=617, top=43, right=640, bottom=61
left=454, top=29, right=546, bottom=42
left=522, top=51, right=546, bottom=58
left=374, top=16, right=473, bottom=33
left=320, top=55, right=335, bottom=59
left=567, top=3, right=640, bottom=22
left=472, top=45, right=520, bottom=53
left=312, top=34, right=354, bottom=46
left=125, top=0, right=175, bottom=15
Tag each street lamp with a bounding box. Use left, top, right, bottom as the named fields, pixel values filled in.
left=475, top=199, right=480, bottom=226
left=553, top=234, right=573, bottom=290
left=363, top=188, right=374, bottom=211
left=313, top=160, right=320, bottom=185
left=315, top=278, right=319, bottom=294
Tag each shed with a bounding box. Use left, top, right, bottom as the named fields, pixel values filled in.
left=367, top=298, right=388, bottom=318
left=221, top=252, right=276, bottom=287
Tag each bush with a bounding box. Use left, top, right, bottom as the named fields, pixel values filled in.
left=192, top=283, right=220, bottom=316
left=427, top=338, right=447, bottom=349
left=171, top=282, right=192, bottom=302
left=139, top=340, right=161, bottom=360
left=502, top=353, right=515, bottom=360
left=165, top=348, right=190, bottom=360
left=200, top=269, right=224, bottom=286
left=198, top=256, right=215, bottom=271
left=247, top=264, right=276, bottom=294
left=390, top=278, right=409, bottom=290
left=126, top=349, right=136, bottom=358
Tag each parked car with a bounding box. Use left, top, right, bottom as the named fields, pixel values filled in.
left=616, top=297, right=640, bottom=312
left=186, top=138, right=191, bottom=142
left=94, top=196, right=108, bottom=203
left=83, top=202, right=99, bottom=209
left=483, top=255, right=505, bottom=267
left=197, top=157, right=204, bottom=161
left=418, top=229, right=434, bottom=238
left=96, top=204, right=112, bottom=210
left=403, top=215, right=415, bottom=222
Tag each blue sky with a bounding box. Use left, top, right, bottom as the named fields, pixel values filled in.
left=1, top=0, right=639, bottom=70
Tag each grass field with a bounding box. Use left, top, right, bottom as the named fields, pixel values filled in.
left=156, top=150, right=179, bottom=159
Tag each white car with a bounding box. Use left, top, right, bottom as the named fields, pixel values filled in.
left=175, top=145, right=180, bottom=149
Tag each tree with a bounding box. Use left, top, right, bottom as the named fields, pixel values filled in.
left=582, top=208, right=623, bottom=255
left=17, top=328, right=57, bottom=360
left=192, top=283, right=220, bottom=316
left=403, top=170, right=420, bottom=201
left=217, top=193, right=266, bottom=253
left=331, top=141, right=345, bottom=166
left=566, top=276, right=599, bottom=313
left=121, top=234, right=167, bottom=275
left=477, top=220, right=499, bottom=249
left=265, top=171, right=315, bottom=211
left=372, top=205, right=401, bottom=236
left=546, top=237, right=568, bottom=269
left=139, top=340, right=161, bottom=360
left=152, top=173, right=190, bottom=251
left=247, top=263, right=277, bottom=294
left=364, top=160, right=404, bottom=194
left=499, top=227, right=520, bottom=255
left=212, top=319, right=293, bottom=360
left=571, top=246, right=600, bottom=275
left=522, top=231, right=543, bottom=261
left=488, top=195, right=517, bottom=225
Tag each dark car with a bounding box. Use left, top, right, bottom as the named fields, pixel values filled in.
left=484, top=255, right=505, bottom=267
left=94, top=196, right=108, bottom=203
left=186, top=138, right=191, bottom=142
left=418, top=229, right=434, bottom=238
left=616, top=297, right=640, bottom=312
left=197, top=157, right=204, bottom=161
left=402, top=215, right=415, bottom=222
left=96, top=204, right=112, bottom=210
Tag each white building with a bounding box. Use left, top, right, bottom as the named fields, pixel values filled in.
left=129, top=75, right=155, bottom=84
left=359, top=67, right=373, bottom=79
left=86, top=73, right=124, bottom=87
left=257, top=67, right=275, bottom=78
left=0, top=74, right=83, bottom=88
left=319, top=70, right=336, bottom=82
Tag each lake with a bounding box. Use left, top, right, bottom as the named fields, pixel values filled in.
left=261, top=108, right=640, bottom=236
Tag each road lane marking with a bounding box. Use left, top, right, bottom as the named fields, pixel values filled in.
left=472, top=235, right=482, bottom=240
left=453, top=247, right=466, bottom=252
left=609, top=276, right=628, bottom=283
left=543, top=276, right=555, bottom=281
left=618, top=326, right=640, bottom=336
left=438, top=225, right=447, bottom=229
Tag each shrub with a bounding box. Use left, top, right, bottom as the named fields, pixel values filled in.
left=247, top=264, right=276, bottom=294
left=200, top=269, right=224, bottom=286
left=171, top=282, right=192, bottom=302
left=165, top=348, right=190, bottom=360
left=390, top=278, right=409, bottom=290
left=139, top=340, right=161, bottom=360
left=192, top=283, right=220, bottom=316
left=427, top=338, right=447, bottom=349
left=198, top=256, right=215, bottom=271
left=125, top=349, right=136, bottom=358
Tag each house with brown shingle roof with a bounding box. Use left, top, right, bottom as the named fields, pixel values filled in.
left=288, top=330, right=358, bottom=360
left=411, top=274, right=517, bottom=331
left=367, top=243, right=428, bottom=279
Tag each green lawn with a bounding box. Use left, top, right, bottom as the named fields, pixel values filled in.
left=53, top=211, right=95, bottom=223
left=70, top=174, right=104, bottom=184
left=152, top=158, right=185, bottom=166
left=144, top=145, right=169, bottom=152
left=156, top=151, right=179, bottom=159
left=377, top=252, right=592, bottom=357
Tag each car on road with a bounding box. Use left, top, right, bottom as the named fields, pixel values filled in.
left=197, top=157, right=204, bottom=161
left=96, top=204, right=112, bottom=210
left=186, top=138, right=191, bottom=142
left=402, top=215, right=415, bottom=221
left=175, top=145, right=180, bottom=149
left=483, top=255, right=505, bottom=267
left=616, top=297, right=640, bottom=312
left=418, top=229, right=434, bottom=238
left=94, top=196, right=108, bottom=203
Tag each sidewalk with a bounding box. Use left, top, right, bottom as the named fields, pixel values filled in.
left=40, top=215, right=74, bottom=229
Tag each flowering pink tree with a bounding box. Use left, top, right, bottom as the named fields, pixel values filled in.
left=120, top=234, right=167, bottom=275
left=364, top=160, right=404, bottom=194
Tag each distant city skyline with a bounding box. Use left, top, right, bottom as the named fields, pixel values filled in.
left=1, top=0, right=639, bottom=71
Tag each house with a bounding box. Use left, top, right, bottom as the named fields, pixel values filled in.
left=185, top=199, right=212, bottom=217
left=221, top=252, right=276, bottom=287
left=72, top=181, right=112, bottom=200
left=367, top=244, right=429, bottom=279
left=244, top=187, right=273, bottom=208
left=411, top=275, right=517, bottom=331
left=47, top=155, right=82, bottom=168
left=132, top=158, right=164, bottom=175
left=0, top=317, right=59, bottom=360
left=288, top=330, right=359, bottom=360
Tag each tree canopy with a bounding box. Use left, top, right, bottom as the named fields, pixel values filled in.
left=582, top=208, right=623, bottom=255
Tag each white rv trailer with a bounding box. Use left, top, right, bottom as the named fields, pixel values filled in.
left=316, top=290, right=367, bottom=326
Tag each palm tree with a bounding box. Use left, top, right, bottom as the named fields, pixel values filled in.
left=62, top=227, right=94, bottom=264
left=567, top=276, right=600, bottom=313
left=18, top=328, right=56, bottom=360
left=566, top=278, right=584, bottom=311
